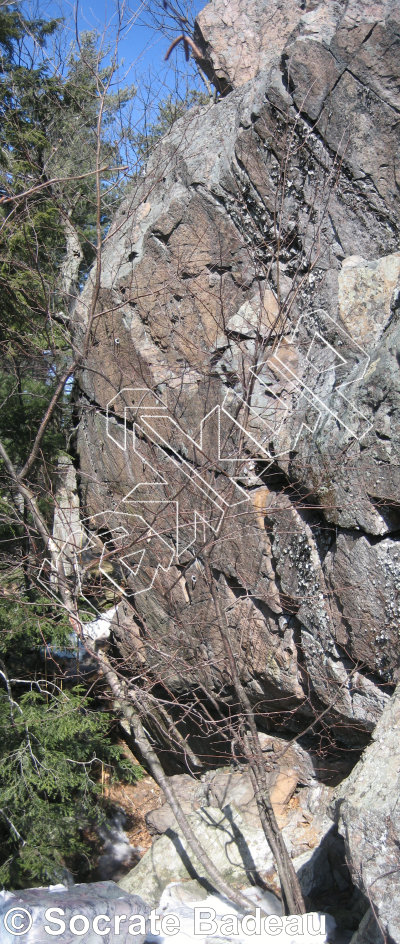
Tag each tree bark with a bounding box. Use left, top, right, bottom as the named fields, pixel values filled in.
left=204, top=558, right=306, bottom=915
left=91, top=646, right=260, bottom=916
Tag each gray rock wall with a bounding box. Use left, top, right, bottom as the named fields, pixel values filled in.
left=333, top=683, right=400, bottom=944
left=73, top=0, right=400, bottom=742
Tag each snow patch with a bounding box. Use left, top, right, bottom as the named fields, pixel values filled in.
left=146, top=883, right=335, bottom=944
left=81, top=606, right=117, bottom=642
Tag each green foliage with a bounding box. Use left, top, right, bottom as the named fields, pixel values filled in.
left=0, top=592, right=143, bottom=889
left=0, top=679, right=143, bottom=888
left=0, top=6, right=135, bottom=502
left=42, top=31, right=135, bottom=271
left=0, top=7, right=70, bottom=488
left=0, top=371, right=66, bottom=471
left=0, top=595, right=71, bottom=659
left=0, top=8, right=143, bottom=890
left=0, top=584, right=144, bottom=888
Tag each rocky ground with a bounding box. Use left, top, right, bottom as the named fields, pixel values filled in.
left=114, top=689, right=399, bottom=941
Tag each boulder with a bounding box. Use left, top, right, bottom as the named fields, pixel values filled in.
left=194, top=0, right=305, bottom=92
left=0, top=882, right=150, bottom=944
left=119, top=799, right=334, bottom=908
left=120, top=746, right=358, bottom=915
left=348, top=909, right=385, bottom=944
left=333, top=685, right=400, bottom=944
left=146, top=737, right=316, bottom=836
left=73, top=0, right=400, bottom=742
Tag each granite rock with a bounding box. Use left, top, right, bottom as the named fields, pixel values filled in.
left=0, top=882, right=150, bottom=944
left=333, top=685, right=400, bottom=944
left=73, top=0, right=400, bottom=741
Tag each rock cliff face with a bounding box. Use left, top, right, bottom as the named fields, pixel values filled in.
left=333, top=682, right=400, bottom=944
left=74, top=0, right=400, bottom=743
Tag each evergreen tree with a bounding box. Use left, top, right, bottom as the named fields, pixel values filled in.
left=0, top=5, right=140, bottom=888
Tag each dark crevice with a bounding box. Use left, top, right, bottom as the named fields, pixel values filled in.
left=327, top=212, right=345, bottom=258
left=330, top=523, right=400, bottom=547
left=205, top=263, right=232, bottom=276
left=214, top=567, right=283, bottom=626
left=255, top=459, right=337, bottom=558
left=368, top=497, right=400, bottom=532
left=226, top=329, right=253, bottom=342
left=285, top=613, right=315, bottom=710
left=280, top=52, right=295, bottom=96
left=151, top=230, right=170, bottom=245
left=210, top=347, right=228, bottom=366
left=151, top=218, right=181, bottom=245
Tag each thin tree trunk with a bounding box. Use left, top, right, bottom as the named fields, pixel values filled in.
left=91, top=646, right=259, bottom=916
left=204, top=559, right=306, bottom=915
left=130, top=710, right=259, bottom=915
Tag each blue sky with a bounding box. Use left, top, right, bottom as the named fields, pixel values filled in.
left=32, top=0, right=208, bottom=141
left=40, top=0, right=206, bottom=90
